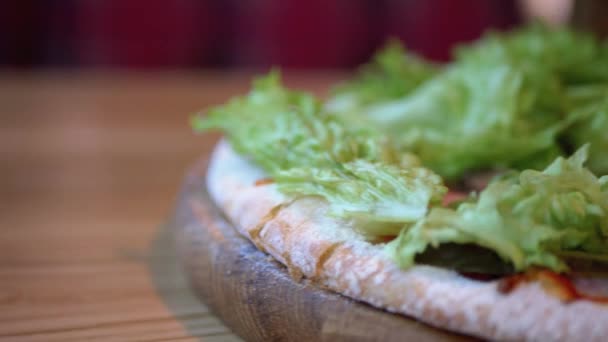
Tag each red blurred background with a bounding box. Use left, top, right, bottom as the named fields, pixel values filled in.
left=0, top=0, right=523, bottom=69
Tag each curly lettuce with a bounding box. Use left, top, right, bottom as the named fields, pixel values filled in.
left=327, top=25, right=608, bottom=180
left=455, top=24, right=608, bottom=85
left=326, top=40, right=437, bottom=114
left=566, top=85, right=608, bottom=175
left=276, top=160, right=446, bottom=235
left=363, top=61, right=568, bottom=180
left=388, top=146, right=608, bottom=272
left=192, top=71, right=403, bottom=172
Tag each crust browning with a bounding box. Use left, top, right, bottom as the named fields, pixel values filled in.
left=206, top=139, right=608, bottom=342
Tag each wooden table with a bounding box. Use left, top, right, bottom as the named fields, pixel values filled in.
left=0, top=71, right=343, bottom=341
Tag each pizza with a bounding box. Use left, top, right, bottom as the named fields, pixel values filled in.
left=192, top=25, right=608, bottom=341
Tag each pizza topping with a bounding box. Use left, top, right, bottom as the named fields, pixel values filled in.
left=442, top=191, right=468, bottom=206
left=498, top=269, right=608, bottom=304
left=276, top=160, right=446, bottom=236
left=497, top=273, right=528, bottom=294
left=255, top=178, right=274, bottom=186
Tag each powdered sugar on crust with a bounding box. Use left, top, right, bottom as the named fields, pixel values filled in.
left=206, top=140, right=608, bottom=342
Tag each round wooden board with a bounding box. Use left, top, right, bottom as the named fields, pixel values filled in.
left=171, top=159, right=478, bottom=342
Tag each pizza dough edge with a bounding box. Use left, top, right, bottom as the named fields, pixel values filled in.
left=204, top=139, right=608, bottom=341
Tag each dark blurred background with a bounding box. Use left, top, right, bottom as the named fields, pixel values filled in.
left=12, top=0, right=608, bottom=71
left=0, top=0, right=541, bottom=70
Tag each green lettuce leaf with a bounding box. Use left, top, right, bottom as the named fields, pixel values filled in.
left=192, top=71, right=402, bottom=173
left=387, top=146, right=608, bottom=272
left=454, top=24, right=608, bottom=176
left=363, top=61, right=568, bottom=180
left=327, top=25, right=607, bottom=180
left=565, top=84, right=608, bottom=175
left=326, top=40, right=437, bottom=114
left=276, top=160, right=446, bottom=235
left=454, top=24, right=608, bottom=85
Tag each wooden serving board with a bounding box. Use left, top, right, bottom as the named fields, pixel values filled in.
left=172, top=159, right=477, bottom=342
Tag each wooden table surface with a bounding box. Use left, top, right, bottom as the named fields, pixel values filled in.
left=0, top=71, right=343, bottom=341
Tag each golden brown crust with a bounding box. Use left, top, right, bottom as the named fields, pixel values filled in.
left=206, top=140, right=608, bottom=342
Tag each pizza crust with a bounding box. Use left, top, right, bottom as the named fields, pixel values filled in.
left=206, top=139, right=608, bottom=341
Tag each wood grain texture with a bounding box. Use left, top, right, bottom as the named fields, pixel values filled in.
left=1, top=71, right=350, bottom=341
left=172, top=157, right=477, bottom=342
